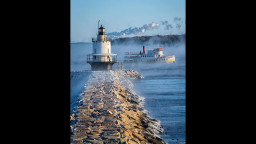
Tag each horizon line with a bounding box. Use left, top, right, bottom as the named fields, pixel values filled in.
left=71, top=33, right=185, bottom=43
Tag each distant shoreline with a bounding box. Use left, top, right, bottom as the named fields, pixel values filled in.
left=111, top=34, right=185, bottom=45
left=71, top=34, right=185, bottom=45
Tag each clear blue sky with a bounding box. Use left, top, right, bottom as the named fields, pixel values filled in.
left=71, top=0, right=185, bottom=42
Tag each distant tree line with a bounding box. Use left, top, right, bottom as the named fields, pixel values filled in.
left=111, top=34, right=185, bottom=45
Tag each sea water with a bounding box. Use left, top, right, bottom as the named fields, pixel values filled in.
left=70, top=43, right=186, bottom=144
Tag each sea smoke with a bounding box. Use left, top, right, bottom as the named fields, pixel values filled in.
left=107, top=22, right=160, bottom=39
left=161, top=20, right=173, bottom=30
left=107, top=17, right=184, bottom=39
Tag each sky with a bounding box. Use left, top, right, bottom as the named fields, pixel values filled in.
left=71, top=0, right=185, bottom=42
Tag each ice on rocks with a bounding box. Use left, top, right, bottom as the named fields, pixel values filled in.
left=70, top=70, right=166, bottom=144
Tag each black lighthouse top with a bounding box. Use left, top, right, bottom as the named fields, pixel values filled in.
left=98, top=25, right=105, bottom=35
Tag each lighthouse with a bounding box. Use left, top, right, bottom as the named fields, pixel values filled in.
left=87, top=24, right=117, bottom=70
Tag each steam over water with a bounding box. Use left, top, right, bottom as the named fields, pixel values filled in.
left=71, top=42, right=185, bottom=143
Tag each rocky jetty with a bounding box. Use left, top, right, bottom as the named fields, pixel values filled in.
left=71, top=70, right=165, bottom=144
left=115, top=70, right=144, bottom=79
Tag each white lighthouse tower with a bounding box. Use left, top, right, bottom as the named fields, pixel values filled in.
left=87, top=24, right=117, bottom=70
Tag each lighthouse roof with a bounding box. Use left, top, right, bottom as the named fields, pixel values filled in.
left=99, top=25, right=105, bottom=29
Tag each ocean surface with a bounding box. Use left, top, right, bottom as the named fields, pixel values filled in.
left=71, top=43, right=186, bottom=144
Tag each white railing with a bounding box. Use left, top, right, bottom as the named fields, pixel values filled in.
left=87, top=54, right=117, bottom=63
left=92, top=38, right=112, bottom=42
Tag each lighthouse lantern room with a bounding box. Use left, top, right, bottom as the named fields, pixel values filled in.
left=87, top=24, right=117, bottom=70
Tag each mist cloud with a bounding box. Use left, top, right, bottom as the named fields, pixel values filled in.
left=174, top=17, right=183, bottom=29
left=107, top=22, right=160, bottom=39
left=107, top=17, right=184, bottom=39
left=174, top=17, right=182, bottom=21
left=161, top=20, right=173, bottom=30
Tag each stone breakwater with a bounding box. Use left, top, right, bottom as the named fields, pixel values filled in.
left=71, top=70, right=165, bottom=144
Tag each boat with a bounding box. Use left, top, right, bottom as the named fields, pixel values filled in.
left=123, top=46, right=175, bottom=63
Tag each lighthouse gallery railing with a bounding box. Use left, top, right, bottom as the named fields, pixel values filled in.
left=87, top=54, right=117, bottom=63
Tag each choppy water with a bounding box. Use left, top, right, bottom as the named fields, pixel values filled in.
left=71, top=43, right=186, bottom=144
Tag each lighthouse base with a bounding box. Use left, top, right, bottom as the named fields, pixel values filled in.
left=88, top=62, right=115, bottom=71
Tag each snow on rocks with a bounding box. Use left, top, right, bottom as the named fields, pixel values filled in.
left=70, top=70, right=165, bottom=144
